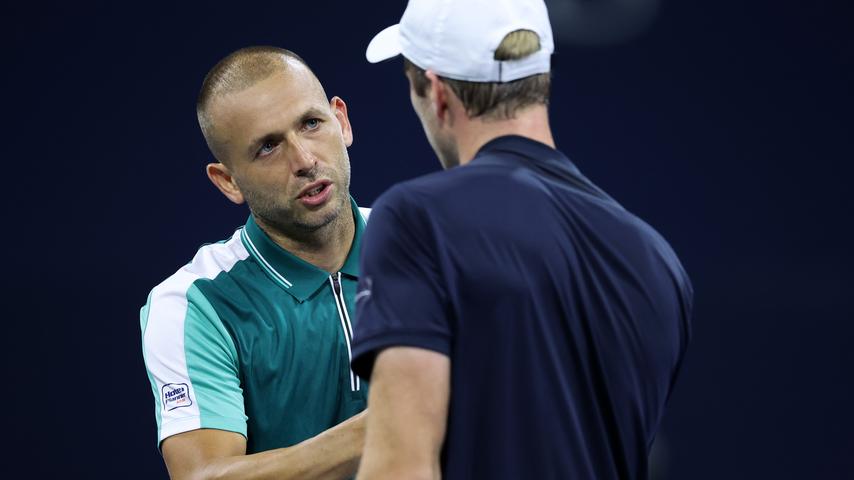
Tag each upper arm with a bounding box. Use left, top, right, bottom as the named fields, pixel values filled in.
left=161, top=428, right=247, bottom=480
left=359, top=346, right=450, bottom=479
left=141, top=281, right=247, bottom=447
left=351, top=190, right=452, bottom=380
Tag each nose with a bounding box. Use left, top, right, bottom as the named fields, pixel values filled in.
left=288, top=138, right=317, bottom=177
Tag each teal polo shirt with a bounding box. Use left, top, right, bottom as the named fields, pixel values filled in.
left=141, top=199, right=369, bottom=453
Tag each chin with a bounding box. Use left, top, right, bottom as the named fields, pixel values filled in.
left=298, top=199, right=345, bottom=231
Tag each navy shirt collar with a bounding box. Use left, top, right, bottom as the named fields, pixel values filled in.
left=470, top=135, right=613, bottom=203
left=472, top=135, right=569, bottom=167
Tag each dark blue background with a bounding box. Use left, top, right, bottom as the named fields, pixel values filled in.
left=4, top=1, right=852, bottom=478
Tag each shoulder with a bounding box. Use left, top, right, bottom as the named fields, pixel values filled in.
left=371, top=169, right=470, bottom=217
left=393, top=166, right=488, bottom=198
left=371, top=166, right=511, bottom=233
left=617, top=212, right=694, bottom=305
left=141, top=229, right=250, bottom=336
left=369, top=183, right=429, bottom=230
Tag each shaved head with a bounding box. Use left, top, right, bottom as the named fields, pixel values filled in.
left=197, top=46, right=325, bottom=163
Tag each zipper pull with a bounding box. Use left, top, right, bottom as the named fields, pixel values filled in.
left=331, top=273, right=342, bottom=295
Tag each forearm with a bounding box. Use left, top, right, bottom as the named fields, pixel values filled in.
left=356, top=347, right=449, bottom=480
left=356, top=453, right=438, bottom=480
left=181, top=412, right=366, bottom=480
left=356, top=409, right=439, bottom=480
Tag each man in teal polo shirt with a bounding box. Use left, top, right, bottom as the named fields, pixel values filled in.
left=141, top=46, right=368, bottom=479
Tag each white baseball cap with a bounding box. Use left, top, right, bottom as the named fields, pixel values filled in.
left=366, top=0, right=554, bottom=83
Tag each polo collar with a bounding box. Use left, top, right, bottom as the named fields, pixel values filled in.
left=240, top=196, right=366, bottom=302
left=473, top=135, right=571, bottom=168
left=472, top=135, right=615, bottom=203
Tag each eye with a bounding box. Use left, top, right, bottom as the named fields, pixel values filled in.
left=305, top=118, right=321, bottom=130
left=257, top=141, right=278, bottom=157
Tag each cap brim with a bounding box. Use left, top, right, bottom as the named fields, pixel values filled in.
left=366, top=24, right=402, bottom=63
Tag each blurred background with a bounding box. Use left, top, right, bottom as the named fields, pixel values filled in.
left=3, top=0, right=852, bottom=477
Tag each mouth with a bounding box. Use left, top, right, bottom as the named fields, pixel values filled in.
left=297, top=180, right=332, bottom=199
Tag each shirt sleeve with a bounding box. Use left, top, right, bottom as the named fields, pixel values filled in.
left=351, top=186, right=452, bottom=381
left=141, top=280, right=247, bottom=447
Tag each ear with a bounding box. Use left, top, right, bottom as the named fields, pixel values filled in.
left=425, top=70, right=453, bottom=127
left=206, top=162, right=245, bottom=205
left=330, top=96, right=353, bottom=147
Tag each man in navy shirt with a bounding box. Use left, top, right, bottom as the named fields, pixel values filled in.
left=351, top=1, right=692, bottom=478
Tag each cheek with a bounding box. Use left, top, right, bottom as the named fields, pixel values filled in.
left=320, top=131, right=350, bottom=165
left=410, top=92, right=424, bottom=119
left=411, top=99, right=433, bottom=131
left=332, top=143, right=351, bottom=184
left=245, top=164, right=292, bottom=192
left=409, top=88, right=418, bottom=109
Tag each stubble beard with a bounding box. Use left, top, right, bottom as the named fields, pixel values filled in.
left=243, top=163, right=351, bottom=242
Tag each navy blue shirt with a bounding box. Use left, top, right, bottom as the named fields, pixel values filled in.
left=351, top=135, right=692, bottom=479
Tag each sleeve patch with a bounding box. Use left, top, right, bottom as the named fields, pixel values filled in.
left=162, top=383, right=193, bottom=411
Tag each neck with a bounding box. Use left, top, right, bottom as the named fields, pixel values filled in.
left=254, top=202, right=355, bottom=274
left=455, top=105, right=555, bottom=165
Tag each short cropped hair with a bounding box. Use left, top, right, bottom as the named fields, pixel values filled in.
left=196, top=46, right=315, bottom=162
left=405, top=30, right=551, bottom=120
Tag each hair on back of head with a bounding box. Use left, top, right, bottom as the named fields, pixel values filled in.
left=196, top=46, right=314, bottom=163
left=405, top=30, right=550, bottom=120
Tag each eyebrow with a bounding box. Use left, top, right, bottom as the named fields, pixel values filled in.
left=297, top=106, right=329, bottom=126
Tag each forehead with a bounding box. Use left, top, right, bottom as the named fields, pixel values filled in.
left=209, top=62, right=328, bottom=140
